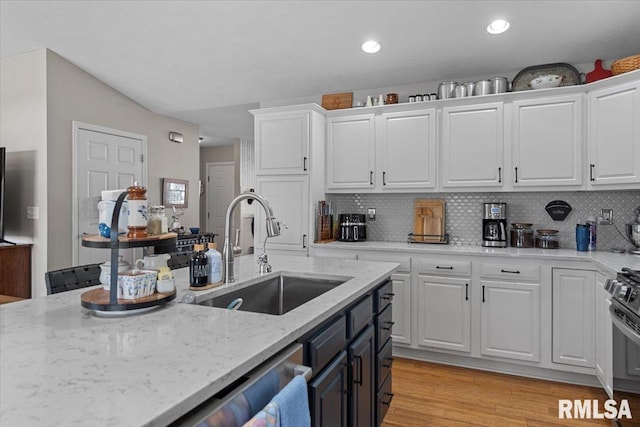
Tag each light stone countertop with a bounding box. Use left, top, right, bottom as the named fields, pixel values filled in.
left=0, top=254, right=398, bottom=427
left=310, top=241, right=640, bottom=276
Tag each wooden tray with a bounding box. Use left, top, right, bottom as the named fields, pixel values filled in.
left=413, top=199, right=446, bottom=243
left=81, top=232, right=177, bottom=249
left=322, top=92, right=353, bottom=110
left=80, top=288, right=176, bottom=312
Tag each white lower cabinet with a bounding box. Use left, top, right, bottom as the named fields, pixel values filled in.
left=595, top=272, right=614, bottom=398
left=357, top=252, right=412, bottom=346
left=417, top=275, right=470, bottom=352
left=389, top=273, right=411, bottom=345
left=552, top=268, right=595, bottom=368
left=480, top=279, right=541, bottom=362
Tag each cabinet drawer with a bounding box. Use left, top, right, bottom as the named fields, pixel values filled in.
left=376, top=337, right=393, bottom=390
left=358, top=253, right=411, bottom=273
left=348, top=295, right=373, bottom=339
left=374, top=279, right=394, bottom=315
left=416, top=259, right=471, bottom=276
left=480, top=262, right=540, bottom=281
left=376, top=304, right=393, bottom=351
left=376, top=374, right=393, bottom=426
left=308, top=315, right=347, bottom=374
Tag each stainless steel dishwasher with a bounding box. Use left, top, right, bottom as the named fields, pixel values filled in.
left=173, top=343, right=311, bottom=427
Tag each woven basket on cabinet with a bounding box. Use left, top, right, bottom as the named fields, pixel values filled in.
left=611, top=54, right=640, bottom=75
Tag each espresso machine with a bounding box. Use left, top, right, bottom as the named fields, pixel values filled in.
left=482, top=203, right=507, bottom=247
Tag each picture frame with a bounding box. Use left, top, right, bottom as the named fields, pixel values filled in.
left=162, top=178, right=189, bottom=208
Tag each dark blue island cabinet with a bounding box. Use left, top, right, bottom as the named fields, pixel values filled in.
left=303, top=278, right=393, bottom=427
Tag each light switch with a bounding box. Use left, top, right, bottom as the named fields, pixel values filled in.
left=27, top=206, right=39, bottom=219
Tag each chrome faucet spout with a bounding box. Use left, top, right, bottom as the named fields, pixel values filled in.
left=223, top=192, right=280, bottom=283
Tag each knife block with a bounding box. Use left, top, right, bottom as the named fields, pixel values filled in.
left=316, top=214, right=333, bottom=241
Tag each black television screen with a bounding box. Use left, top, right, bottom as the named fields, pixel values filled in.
left=0, top=146, right=5, bottom=241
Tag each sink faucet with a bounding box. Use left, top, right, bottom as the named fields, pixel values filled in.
left=223, top=192, right=280, bottom=283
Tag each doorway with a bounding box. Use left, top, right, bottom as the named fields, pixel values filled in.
left=206, top=162, right=235, bottom=241
left=72, top=122, right=147, bottom=266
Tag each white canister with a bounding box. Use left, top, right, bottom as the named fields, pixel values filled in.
left=97, top=200, right=128, bottom=238
left=100, top=256, right=132, bottom=286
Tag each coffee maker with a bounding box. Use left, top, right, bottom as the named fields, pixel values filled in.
left=482, top=203, right=507, bottom=247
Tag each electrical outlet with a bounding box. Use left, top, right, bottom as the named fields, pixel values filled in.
left=27, top=206, right=39, bottom=220
left=600, top=208, right=613, bottom=225
left=367, top=208, right=376, bottom=221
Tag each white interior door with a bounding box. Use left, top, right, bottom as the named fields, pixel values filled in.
left=74, top=123, right=146, bottom=266
left=206, top=162, right=235, bottom=242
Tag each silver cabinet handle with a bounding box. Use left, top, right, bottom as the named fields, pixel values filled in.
left=515, top=166, right=519, bottom=183
left=382, top=171, right=387, bottom=186
left=498, top=167, right=502, bottom=183
left=302, top=234, right=307, bottom=248
left=590, top=164, right=595, bottom=181
left=369, top=171, right=373, bottom=185
left=303, top=156, right=308, bottom=171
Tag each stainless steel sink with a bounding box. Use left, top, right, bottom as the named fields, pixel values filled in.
left=197, top=273, right=349, bottom=315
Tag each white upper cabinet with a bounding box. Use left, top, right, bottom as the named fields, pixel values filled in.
left=440, top=103, right=504, bottom=189
left=326, top=114, right=376, bottom=190
left=588, top=80, right=640, bottom=188
left=254, top=175, right=309, bottom=252
left=255, top=111, right=310, bottom=175
left=512, top=94, right=583, bottom=188
left=378, top=109, right=437, bottom=190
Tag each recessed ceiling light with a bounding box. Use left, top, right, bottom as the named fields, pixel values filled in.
left=487, top=19, right=510, bottom=35
left=362, top=40, right=381, bottom=54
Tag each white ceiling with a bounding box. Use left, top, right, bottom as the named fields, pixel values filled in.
left=2, top=1, right=640, bottom=146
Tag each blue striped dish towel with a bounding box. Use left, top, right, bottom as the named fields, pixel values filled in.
left=243, top=375, right=310, bottom=427
left=272, top=375, right=310, bottom=427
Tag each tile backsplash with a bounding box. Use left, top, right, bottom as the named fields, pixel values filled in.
left=328, top=191, right=640, bottom=250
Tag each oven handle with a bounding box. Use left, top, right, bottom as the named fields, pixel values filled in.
left=610, top=304, right=640, bottom=347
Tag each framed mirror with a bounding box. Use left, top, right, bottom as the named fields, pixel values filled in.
left=162, top=178, right=189, bottom=208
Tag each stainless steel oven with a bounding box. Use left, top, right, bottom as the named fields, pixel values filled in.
left=605, top=268, right=640, bottom=426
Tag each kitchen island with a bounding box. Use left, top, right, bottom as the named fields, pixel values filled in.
left=0, top=254, right=398, bottom=427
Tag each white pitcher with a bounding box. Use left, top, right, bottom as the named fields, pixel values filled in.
left=135, top=253, right=170, bottom=271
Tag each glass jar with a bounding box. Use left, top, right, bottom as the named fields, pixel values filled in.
left=147, top=205, right=168, bottom=235
left=510, top=223, right=533, bottom=248
left=535, top=229, right=559, bottom=249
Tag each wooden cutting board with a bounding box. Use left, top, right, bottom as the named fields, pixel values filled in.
left=413, top=199, right=445, bottom=242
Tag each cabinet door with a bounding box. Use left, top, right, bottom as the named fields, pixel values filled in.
left=255, top=111, right=309, bottom=175
left=254, top=175, right=309, bottom=252
left=552, top=269, right=596, bottom=368
left=480, top=280, right=540, bottom=362
left=595, top=272, right=614, bottom=398
left=378, top=109, right=436, bottom=189
left=326, top=114, right=376, bottom=190
left=441, top=103, right=504, bottom=188
left=348, top=325, right=374, bottom=427
left=417, top=275, right=471, bottom=352
left=390, top=273, right=411, bottom=345
left=310, top=351, right=348, bottom=427
left=512, top=95, right=583, bottom=187
left=588, top=81, right=640, bottom=187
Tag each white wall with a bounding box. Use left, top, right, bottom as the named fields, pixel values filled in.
left=1, top=49, right=201, bottom=297
left=0, top=50, right=48, bottom=294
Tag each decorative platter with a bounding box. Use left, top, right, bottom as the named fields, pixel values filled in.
left=81, top=288, right=176, bottom=315
left=512, top=63, right=582, bottom=91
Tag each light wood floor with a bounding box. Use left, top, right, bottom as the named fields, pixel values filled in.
left=381, top=358, right=640, bottom=427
